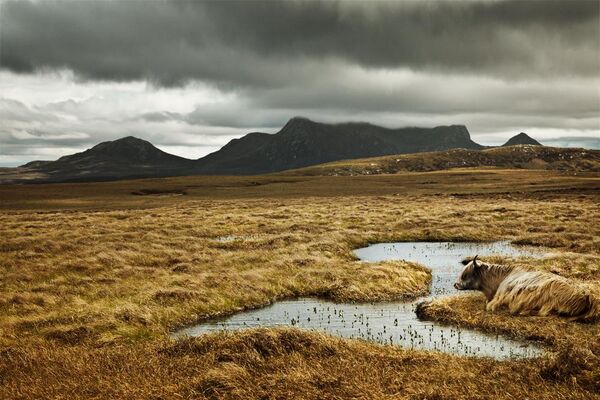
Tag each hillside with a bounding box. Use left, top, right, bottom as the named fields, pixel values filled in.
left=288, top=145, right=600, bottom=176
left=17, top=136, right=195, bottom=183
left=195, top=117, right=483, bottom=174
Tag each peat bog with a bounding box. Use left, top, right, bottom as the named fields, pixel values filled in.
left=176, top=241, right=545, bottom=359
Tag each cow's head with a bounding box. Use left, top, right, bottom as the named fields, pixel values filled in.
left=454, top=255, right=482, bottom=290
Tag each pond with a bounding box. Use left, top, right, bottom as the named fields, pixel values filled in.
left=173, top=241, right=546, bottom=359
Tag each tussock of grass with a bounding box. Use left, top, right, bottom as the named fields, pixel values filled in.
left=1, top=328, right=597, bottom=399
left=417, top=294, right=600, bottom=393
left=417, top=294, right=599, bottom=348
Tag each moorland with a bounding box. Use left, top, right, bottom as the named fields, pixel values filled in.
left=1, top=167, right=598, bottom=399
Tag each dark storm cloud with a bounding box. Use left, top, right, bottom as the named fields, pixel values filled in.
left=1, top=0, right=599, bottom=167
left=1, top=0, right=598, bottom=87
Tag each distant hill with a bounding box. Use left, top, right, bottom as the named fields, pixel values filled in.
left=502, top=132, right=542, bottom=147
left=18, top=136, right=195, bottom=182
left=289, top=145, right=600, bottom=176
left=2, top=118, right=592, bottom=184
left=195, top=117, right=483, bottom=174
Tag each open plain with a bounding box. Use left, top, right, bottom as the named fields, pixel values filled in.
left=1, top=168, right=599, bottom=399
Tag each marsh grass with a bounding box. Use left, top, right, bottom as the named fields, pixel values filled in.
left=0, top=169, right=598, bottom=398
left=418, top=293, right=600, bottom=392
left=2, top=328, right=597, bottom=400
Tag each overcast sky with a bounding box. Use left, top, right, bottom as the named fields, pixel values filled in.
left=1, top=0, right=599, bottom=166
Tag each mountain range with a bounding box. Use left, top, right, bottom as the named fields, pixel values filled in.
left=0, top=117, right=557, bottom=183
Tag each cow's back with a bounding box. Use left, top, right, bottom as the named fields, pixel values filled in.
left=493, top=269, right=592, bottom=317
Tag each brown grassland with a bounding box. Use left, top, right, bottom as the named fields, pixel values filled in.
left=0, top=168, right=598, bottom=399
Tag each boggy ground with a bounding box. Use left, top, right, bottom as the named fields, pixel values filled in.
left=2, top=329, right=597, bottom=399
left=0, top=169, right=599, bottom=399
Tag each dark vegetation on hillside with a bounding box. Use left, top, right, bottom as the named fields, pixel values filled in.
left=292, top=146, right=599, bottom=176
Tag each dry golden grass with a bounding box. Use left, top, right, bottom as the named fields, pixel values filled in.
left=0, top=168, right=597, bottom=210
left=417, top=293, right=600, bottom=393
left=2, top=328, right=597, bottom=400
left=0, top=168, right=598, bottom=399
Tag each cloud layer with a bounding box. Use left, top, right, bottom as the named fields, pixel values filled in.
left=3, top=0, right=598, bottom=86
left=0, top=0, right=598, bottom=166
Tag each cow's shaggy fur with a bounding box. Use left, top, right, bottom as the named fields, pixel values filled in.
left=454, top=256, right=599, bottom=321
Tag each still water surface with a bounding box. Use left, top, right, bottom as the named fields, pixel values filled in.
left=174, top=241, right=545, bottom=359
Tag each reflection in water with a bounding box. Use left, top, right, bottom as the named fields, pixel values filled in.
left=174, top=241, right=545, bottom=359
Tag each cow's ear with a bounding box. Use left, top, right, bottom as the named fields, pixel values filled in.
left=461, top=258, right=470, bottom=265
left=472, top=255, right=479, bottom=268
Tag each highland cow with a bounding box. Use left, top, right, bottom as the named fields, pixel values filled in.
left=454, top=256, right=599, bottom=321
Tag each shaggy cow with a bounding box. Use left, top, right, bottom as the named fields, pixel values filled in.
left=454, top=256, right=599, bottom=321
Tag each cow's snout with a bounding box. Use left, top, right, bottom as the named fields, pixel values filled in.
left=454, top=282, right=461, bottom=290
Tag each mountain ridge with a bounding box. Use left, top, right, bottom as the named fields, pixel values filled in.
left=193, top=118, right=483, bottom=174
left=2, top=118, right=566, bottom=183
